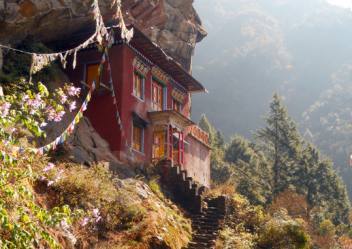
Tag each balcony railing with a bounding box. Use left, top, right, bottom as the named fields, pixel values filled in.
left=186, top=125, right=210, bottom=147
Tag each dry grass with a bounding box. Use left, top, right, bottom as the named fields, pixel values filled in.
left=206, top=182, right=236, bottom=198
left=34, top=162, right=192, bottom=249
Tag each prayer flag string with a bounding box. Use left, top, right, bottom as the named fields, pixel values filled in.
left=35, top=81, right=96, bottom=154
left=0, top=0, right=133, bottom=78
left=1, top=81, right=96, bottom=160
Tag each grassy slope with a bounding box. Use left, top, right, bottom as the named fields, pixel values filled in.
left=2, top=142, right=191, bottom=249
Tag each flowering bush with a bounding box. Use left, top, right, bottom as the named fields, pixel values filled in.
left=0, top=79, right=80, bottom=142
left=0, top=80, right=87, bottom=248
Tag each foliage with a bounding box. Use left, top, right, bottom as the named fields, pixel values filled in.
left=208, top=93, right=351, bottom=247
left=216, top=191, right=311, bottom=249
left=254, top=94, right=350, bottom=224
left=225, top=135, right=254, bottom=164
left=199, top=114, right=231, bottom=184
left=319, top=219, right=336, bottom=237
left=225, top=136, right=272, bottom=205
left=0, top=81, right=83, bottom=248
left=269, top=189, right=309, bottom=219
left=49, top=163, right=191, bottom=248
left=257, top=210, right=311, bottom=249
left=0, top=79, right=80, bottom=143
left=0, top=78, right=191, bottom=249
left=255, top=93, right=302, bottom=193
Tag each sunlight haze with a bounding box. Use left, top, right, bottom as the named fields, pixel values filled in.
left=327, top=0, right=352, bottom=9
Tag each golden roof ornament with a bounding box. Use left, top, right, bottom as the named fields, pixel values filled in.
left=152, top=66, right=169, bottom=84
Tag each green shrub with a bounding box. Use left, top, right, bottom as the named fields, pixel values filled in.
left=257, top=210, right=311, bottom=249
left=319, top=219, right=336, bottom=237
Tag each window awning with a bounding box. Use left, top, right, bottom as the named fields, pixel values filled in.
left=132, top=112, right=148, bottom=127
left=148, top=110, right=194, bottom=130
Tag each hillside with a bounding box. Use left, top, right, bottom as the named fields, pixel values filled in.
left=192, top=0, right=352, bottom=198
left=2, top=1, right=352, bottom=248
left=192, top=0, right=352, bottom=135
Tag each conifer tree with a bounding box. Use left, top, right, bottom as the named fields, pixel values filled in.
left=199, top=114, right=216, bottom=146
left=256, top=93, right=302, bottom=193
left=225, top=136, right=272, bottom=204
left=199, top=114, right=231, bottom=183
left=215, top=130, right=225, bottom=149
left=225, top=135, right=253, bottom=164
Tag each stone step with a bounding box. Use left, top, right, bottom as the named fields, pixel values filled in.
left=193, top=233, right=218, bottom=238
left=192, top=218, right=221, bottom=224
left=192, top=227, right=219, bottom=232
left=193, top=223, right=220, bottom=228
left=187, top=241, right=215, bottom=248
left=192, top=237, right=216, bottom=244
left=191, top=214, right=225, bottom=220
left=188, top=240, right=215, bottom=248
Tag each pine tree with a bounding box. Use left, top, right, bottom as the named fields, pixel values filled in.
left=215, top=130, right=225, bottom=149
left=256, top=93, right=302, bottom=193
left=294, top=144, right=350, bottom=224
left=225, top=135, right=272, bottom=204
left=199, top=114, right=231, bottom=183
left=224, top=135, right=253, bottom=164
left=199, top=114, right=216, bottom=146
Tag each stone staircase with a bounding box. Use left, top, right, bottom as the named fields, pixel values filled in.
left=157, top=159, right=226, bottom=249
left=186, top=198, right=226, bottom=249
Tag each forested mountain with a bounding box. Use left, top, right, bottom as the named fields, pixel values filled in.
left=192, top=0, right=352, bottom=197
left=200, top=95, right=352, bottom=247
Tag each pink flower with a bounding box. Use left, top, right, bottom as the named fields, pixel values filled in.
left=69, top=101, right=77, bottom=112
left=55, top=169, right=64, bottom=181
left=39, top=176, right=47, bottom=181
left=67, top=86, right=81, bottom=97
left=80, top=217, right=90, bottom=227
left=46, top=106, right=56, bottom=121
left=27, top=95, right=43, bottom=109
left=43, top=162, right=55, bottom=172
left=35, top=94, right=42, bottom=101
left=0, top=102, right=11, bottom=117
left=60, top=94, right=68, bottom=104
left=22, top=95, right=29, bottom=102
left=92, top=208, right=102, bottom=223
left=92, top=208, right=100, bottom=217
left=47, top=180, right=54, bottom=186
left=60, top=219, right=69, bottom=229
left=54, top=111, right=65, bottom=122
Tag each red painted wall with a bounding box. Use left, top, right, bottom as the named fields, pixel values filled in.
left=66, top=46, right=124, bottom=159
left=184, top=136, right=211, bottom=188
left=117, top=45, right=152, bottom=163
left=66, top=43, right=210, bottom=187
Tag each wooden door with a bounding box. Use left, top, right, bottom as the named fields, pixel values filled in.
left=153, top=131, right=166, bottom=159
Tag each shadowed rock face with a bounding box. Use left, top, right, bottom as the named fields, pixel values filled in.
left=0, top=0, right=207, bottom=71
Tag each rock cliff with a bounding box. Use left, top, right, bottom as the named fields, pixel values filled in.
left=0, top=0, right=206, bottom=70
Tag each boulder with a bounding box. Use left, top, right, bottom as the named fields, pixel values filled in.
left=65, top=116, right=135, bottom=178
left=0, top=0, right=207, bottom=71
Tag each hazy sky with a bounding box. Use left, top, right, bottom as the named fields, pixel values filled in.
left=327, top=0, right=352, bottom=9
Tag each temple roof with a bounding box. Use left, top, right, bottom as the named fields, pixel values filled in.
left=59, top=24, right=206, bottom=92
left=119, top=26, right=206, bottom=93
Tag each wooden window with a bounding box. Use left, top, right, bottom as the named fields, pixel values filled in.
left=132, top=123, right=144, bottom=153
left=133, top=71, right=144, bottom=100
left=152, top=81, right=164, bottom=111
left=172, top=98, right=183, bottom=113
left=86, top=64, right=100, bottom=87
left=153, top=131, right=166, bottom=159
